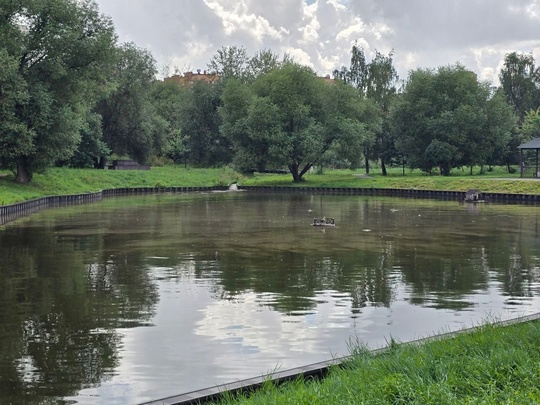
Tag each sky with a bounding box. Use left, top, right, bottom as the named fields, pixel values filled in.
left=93, top=0, right=540, bottom=85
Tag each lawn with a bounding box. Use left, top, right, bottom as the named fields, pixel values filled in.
left=1, top=165, right=540, bottom=206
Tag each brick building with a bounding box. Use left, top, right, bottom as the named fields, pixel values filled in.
left=164, top=70, right=220, bottom=86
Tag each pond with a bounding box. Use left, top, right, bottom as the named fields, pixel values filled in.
left=1, top=192, right=540, bottom=404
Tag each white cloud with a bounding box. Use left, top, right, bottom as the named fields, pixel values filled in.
left=94, top=0, right=540, bottom=85
left=336, top=20, right=364, bottom=42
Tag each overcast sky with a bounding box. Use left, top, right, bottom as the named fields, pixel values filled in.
left=94, top=0, right=540, bottom=85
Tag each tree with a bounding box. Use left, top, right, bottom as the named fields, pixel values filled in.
left=0, top=0, right=117, bottom=183
left=499, top=52, right=540, bottom=123
left=0, top=49, right=31, bottom=170
left=207, top=45, right=250, bottom=81
left=365, top=50, right=400, bottom=175
left=391, top=64, right=514, bottom=175
left=220, top=63, right=380, bottom=181
left=482, top=91, right=517, bottom=171
left=334, top=45, right=399, bottom=174
left=67, top=111, right=109, bottom=168
left=180, top=81, right=232, bottom=166
left=149, top=80, right=188, bottom=164
left=518, top=108, right=540, bottom=142
left=95, top=42, right=161, bottom=166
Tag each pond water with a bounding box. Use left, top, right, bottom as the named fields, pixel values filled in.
left=1, top=192, right=540, bottom=404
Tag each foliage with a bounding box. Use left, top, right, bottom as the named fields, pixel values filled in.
left=179, top=81, right=232, bottom=166
left=0, top=0, right=117, bottom=183
left=149, top=80, right=189, bottom=164
left=334, top=45, right=399, bottom=174
left=208, top=46, right=291, bottom=83
left=220, top=63, right=380, bottom=181
left=499, top=52, right=540, bottom=123
left=95, top=42, right=162, bottom=166
left=67, top=111, right=110, bottom=168
left=207, top=45, right=250, bottom=81
left=392, top=64, right=515, bottom=175
left=518, top=108, right=540, bottom=142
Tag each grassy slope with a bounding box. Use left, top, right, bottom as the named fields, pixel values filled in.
left=0, top=166, right=243, bottom=205
left=1, top=166, right=540, bottom=205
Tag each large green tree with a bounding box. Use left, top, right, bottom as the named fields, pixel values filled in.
left=179, top=80, right=232, bottom=166
left=220, top=63, right=380, bottom=181
left=95, top=42, right=163, bottom=167
left=149, top=80, right=189, bottom=165
left=207, top=45, right=250, bottom=81
left=392, top=64, right=515, bottom=175
left=498, top=52, right=540, bottom=168
left=499, top=52, right=540, bottom=123
left=0, top=0, right=117, bottom=182
left=334, top=46, right=399, bottom=174
left=208, top=46, right=292, bottom=83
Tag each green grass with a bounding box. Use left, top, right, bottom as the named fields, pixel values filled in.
left=1, top=165, right=540, bottom=206
left=213, top=320, right=540, bottom=405
left=242, top=167, right=540, bottom=195
left=0, top=166, right=244, bottom=205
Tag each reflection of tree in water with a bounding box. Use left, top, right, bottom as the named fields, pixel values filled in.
left=190, top=246, right=396, bottom=316
left=482, top=215, right=540, bottom=297
left=0, top=221, right=158, bottom=404
left=393, top=207, right=540, bottom=308
left=4, top=193, right=540, bottom=403
left=186, top=196, right=540, bottom=315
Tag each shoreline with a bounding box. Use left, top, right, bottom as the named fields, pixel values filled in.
left=2, top=184, right=540, bottom=226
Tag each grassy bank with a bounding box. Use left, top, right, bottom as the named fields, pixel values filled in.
left=1, top=165, right=540, bottom=205
left=0, top=166, right=243, bottom=205
left=213, top=319, right=540, bottom=405
left=242, top=167, right=540, bottom=195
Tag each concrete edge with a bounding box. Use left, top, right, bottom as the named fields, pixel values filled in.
left=139, top=312, right=540, bottom=405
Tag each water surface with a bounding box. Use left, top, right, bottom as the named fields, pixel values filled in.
left=1, top=192, right=539, bottom=404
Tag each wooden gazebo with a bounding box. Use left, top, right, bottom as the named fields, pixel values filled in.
left=517, top=137, right=540, bottom=178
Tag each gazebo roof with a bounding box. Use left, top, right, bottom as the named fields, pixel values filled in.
left=518, top=137, right=540, bottom=149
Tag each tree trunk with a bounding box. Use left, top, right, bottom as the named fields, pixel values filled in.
left=363, top=146, right=370, bottom=174
left=15, top=158, right=32, bottom=184
left=95, top=156, right=108, bottom=169
left=381, top=157, right=387, bottom=176
left=289, top=164, right=302, bottom=182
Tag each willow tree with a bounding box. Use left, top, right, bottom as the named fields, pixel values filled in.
left=220, top=63, right=380, bottom=181
left=0, top=0, right=117, bottom=183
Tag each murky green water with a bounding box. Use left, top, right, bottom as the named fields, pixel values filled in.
left=1, top=192, right=540, bottom=404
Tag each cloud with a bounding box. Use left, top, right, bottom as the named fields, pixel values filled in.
left=94, top=0, right=540, bottom=84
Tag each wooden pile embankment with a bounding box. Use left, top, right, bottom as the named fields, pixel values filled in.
left=0, top=186, right=227, bottom=225
left=1, top=185, right=539, bottom=226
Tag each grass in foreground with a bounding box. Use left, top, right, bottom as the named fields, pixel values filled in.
left=214, top=320, right=540, bottom=405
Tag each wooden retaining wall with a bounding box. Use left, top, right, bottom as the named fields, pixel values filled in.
left=0, top=191, right=103, bottom=226
left=1, top=185, right=539, bottom=226
left=239, top=186, right=540, bottom=204
left=0, top=186, right=228, bottom=226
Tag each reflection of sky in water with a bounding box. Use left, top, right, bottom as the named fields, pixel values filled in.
left=48, top=195, right=540, bottom=404
left=70, top=269, right=540, bottom=404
